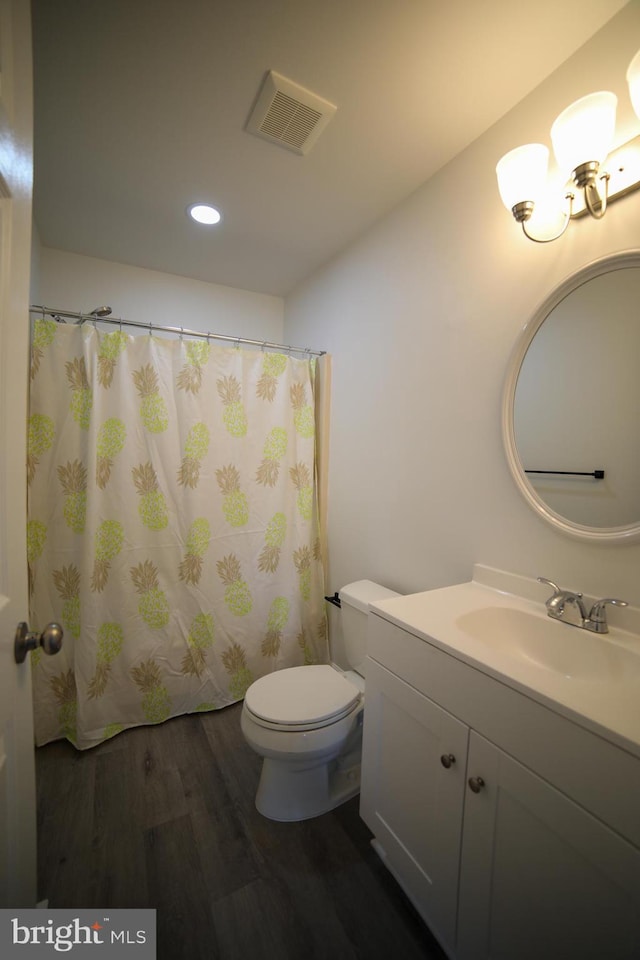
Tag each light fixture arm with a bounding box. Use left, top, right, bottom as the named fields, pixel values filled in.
left=516, top=193, right=575, bottom=244
left=582, top=170, right=610, bottom=219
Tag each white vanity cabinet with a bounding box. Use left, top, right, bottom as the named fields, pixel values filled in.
left=361, top=611, right=640, bottom=960
left=457, top=731, right=640, bottom=960
left=360, top=657, right=468, bottom=956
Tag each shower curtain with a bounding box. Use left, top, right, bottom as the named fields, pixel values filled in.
left=27, top=319, right=328, bottom=749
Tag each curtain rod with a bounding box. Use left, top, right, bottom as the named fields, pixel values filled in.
left=29, top=305, right=326, bottom=357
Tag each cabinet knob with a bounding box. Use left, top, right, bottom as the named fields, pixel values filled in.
left=440, top=754, right=456, bottom=769
left=468, top=776, right=485, bottom=794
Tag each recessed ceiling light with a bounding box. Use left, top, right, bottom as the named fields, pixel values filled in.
left=187, top=203, right=221, bottom=225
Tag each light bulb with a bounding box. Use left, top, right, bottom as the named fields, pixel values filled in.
left=627, top=48, right=640, bottom=120
left=551, top=92, right=617, bottom=177
left=187, top=203, right=222, bottom=225
left=496, top=144, right=549, bottom=211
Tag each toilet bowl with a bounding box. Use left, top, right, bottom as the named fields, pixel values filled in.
left=241, top=580, right=399, bottom=821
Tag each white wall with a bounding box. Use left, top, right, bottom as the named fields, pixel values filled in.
left=284, top=3, right=640, bottom=619
left=35, top=247, right=284, bottom=343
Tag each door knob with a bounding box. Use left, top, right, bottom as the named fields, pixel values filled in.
left=440, top=754, right=456, bottom=769
left=14, top=622, right=64, bottom=664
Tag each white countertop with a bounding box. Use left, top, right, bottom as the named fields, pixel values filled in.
left=370, top=568, right=640, bottom=759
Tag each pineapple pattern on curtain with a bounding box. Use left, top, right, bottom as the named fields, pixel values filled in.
left=28, top=319, right=328, bottom=749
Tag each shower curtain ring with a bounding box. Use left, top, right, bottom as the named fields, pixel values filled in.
left=261, top=341, right=267, bottom=352
left=180, top=327, right=183, bottom=341
left=149, top=321, right=152, bottom=337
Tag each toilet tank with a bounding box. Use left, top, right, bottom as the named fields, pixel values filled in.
left=340, top=580, right=400, bottom=677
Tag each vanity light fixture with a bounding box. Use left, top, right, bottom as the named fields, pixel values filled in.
left=496, top=48, right=640, bottom=243
left=187, top=203, right=222, bottom=225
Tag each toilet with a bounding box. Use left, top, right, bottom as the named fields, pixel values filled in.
left=240, top=580, right=399, bottom=821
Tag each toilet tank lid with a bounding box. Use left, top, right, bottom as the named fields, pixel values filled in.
left=340, top=580, right=400, bottom=614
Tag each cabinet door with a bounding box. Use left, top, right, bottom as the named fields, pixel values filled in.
left=458, top=732, right=640, bottom=960
left=360, top=658, right=469, bottom=955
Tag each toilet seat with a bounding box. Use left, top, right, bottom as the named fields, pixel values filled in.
left=244, top=665, right=361, bottom=732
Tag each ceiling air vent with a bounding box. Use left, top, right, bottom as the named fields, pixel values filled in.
left=246, top=71, right=337, bottom=155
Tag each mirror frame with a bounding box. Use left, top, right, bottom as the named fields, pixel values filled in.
left=502, top=249, right=640, bottom=543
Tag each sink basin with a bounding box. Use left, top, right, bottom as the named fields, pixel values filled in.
left=370, top=569, right=640, bottom=753
left=455, top=606, right=640, bottom=683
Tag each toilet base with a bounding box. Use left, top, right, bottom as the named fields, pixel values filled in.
left=255, top=750, right=361, bottom=822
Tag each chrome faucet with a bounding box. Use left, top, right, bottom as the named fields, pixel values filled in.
left=537, top=577, right=628, bottom=634
left=584, top=597, right=629, bottom=634
left=538, top=578, right=587, bottom=624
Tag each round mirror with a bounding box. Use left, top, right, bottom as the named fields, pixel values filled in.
left=502, top=250, right=640, bottom=543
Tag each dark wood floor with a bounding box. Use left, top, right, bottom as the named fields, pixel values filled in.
left=36, top=702, right=447, bottom=960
